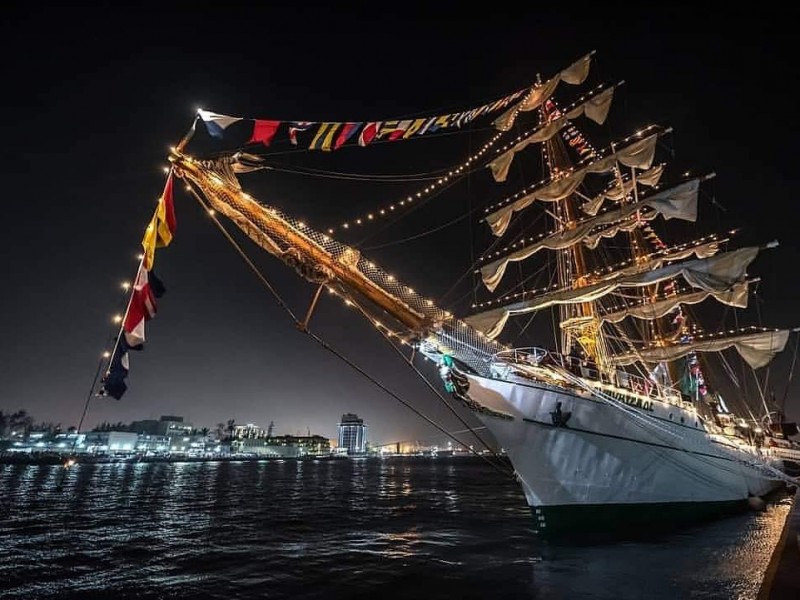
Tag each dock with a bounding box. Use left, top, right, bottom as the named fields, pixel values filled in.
left=758, top=486, right=800, bottom=599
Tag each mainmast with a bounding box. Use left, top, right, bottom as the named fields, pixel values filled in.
left=611, top=158, right=674, bottom=387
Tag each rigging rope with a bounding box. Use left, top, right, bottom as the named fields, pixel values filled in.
left=351, top=177, right=465, bottom=248
left=361, top=210, right=472, bottom=250
left=342, top=289, right=514, bottom=476
left=261, top=162, right=450, bottom=182
left=780, top=332, right=799, bottom=411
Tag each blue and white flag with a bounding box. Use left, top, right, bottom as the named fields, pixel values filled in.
left=197, top=109, right=243, bottom=139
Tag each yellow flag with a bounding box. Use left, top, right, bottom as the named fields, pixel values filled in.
left=141, top=216, right=158, bottom=270
left=155, top=173, right=175, bottom=247
left=156, top=200, right=173, bottom=247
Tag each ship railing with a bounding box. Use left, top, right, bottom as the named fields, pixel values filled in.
left=493, top=347, right=600, bottom=380
left=614, top=370, right=683, bottom=403
left=492, top=347, right=682, bottom=403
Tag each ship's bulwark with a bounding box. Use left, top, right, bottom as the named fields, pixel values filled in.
left=463, top=374, right=785, bottom=537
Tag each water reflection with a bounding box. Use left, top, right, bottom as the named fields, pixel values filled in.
left=0, top=457, right=791, bottom=600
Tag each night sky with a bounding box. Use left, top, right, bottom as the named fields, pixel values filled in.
left=2, top=5, right=798, bottom=445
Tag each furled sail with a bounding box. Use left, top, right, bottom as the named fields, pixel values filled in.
left=599, top=282, right=749, bottom=324
left=480, top=179, right=700, bottom=291
left=488, top=86, right=616, bottom=183
left=493, top=53, right=593, bottom=132
left=606, top=239, right=721, bottom=278
left=466, top=246, right=762, bottom=340
left=485, top=133, right=660, bottom=237
left=580, top=164, right=666, bottom=216
left=611, top=329, right=790, bottom=370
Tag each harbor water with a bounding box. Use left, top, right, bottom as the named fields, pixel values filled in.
left=0, top=456, right=792, bottom=599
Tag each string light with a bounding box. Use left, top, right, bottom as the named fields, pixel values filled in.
left=312, top=89, right=632, bottom=255
left=477, top=199, right=675, bottom=264
left=320, top=128, right=506, bottom=236
left=328, top=286, right=411, bottom=344
left=471, top=234, right=729, bottom=310
left=484, top=124, right=661, bottom=216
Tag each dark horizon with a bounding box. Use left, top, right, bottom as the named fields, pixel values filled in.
left=2, top=6, right=798, bottom=444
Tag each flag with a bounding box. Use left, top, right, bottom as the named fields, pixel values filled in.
left=288, top=121, right=314, bottom=145
left=122, top=271, right=167, bottom=351
left=147, top=269, right=166, bottom=298
left=155, top=173, right=176, bottom=247
left=100, top=335, right=131, bottom=400
left=358, top=122, right=382, bottom=146
left=123, top=331, right=144, bottom=351
left=402, top=119, right=425, bottom=139
left=141, top=217, right=158, bottom=271
left=249, top=119, right=281, bottom=146
left=142, top=174, right=177, bottom=269
left=679, top=360, right=698, bottom=397
left=334, top=122, right=361, bottom=149
left=376, top=120, right=413, bottom=141
left=123, top=268, right=159, bottom=347
left=418, top=115, right=451, bottom=136
left=309, top=123, right=341, bottom=151
left=452, top=111, right=472, bottom=128
left=197, top=109, right=242, bottom=139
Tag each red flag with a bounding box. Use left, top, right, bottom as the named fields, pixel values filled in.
left=249, top=120, right=281, bottom=146
left=334, top=122, right=361, bottom=149
left=358, top=122, right=381, bottom=147
left=123, top=269, right=158, bottom=346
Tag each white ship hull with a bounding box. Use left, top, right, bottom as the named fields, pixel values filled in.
left=463, top=372, right=785, bottom=536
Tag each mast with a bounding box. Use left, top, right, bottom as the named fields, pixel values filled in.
left=610, top=158, right=677, bottom=393
left=539, top=100, right=606, bottom=368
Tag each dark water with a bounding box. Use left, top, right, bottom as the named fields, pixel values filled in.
left=0, top=457, right=791, bottom=599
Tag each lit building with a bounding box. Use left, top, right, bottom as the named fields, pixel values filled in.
left=129, top=415, right=193, bottom=438
left=84, top=431, right=139, bottom=454
left=337, top=413, right=367, bottom=455
left=136, top=435, right=170, bottom=455
left=233, top=434, right=331, bottom=457
left=232, top=423, right=266, bottom=439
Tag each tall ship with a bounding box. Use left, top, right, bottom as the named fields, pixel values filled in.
left=102, top=52, right=798, bottom=537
